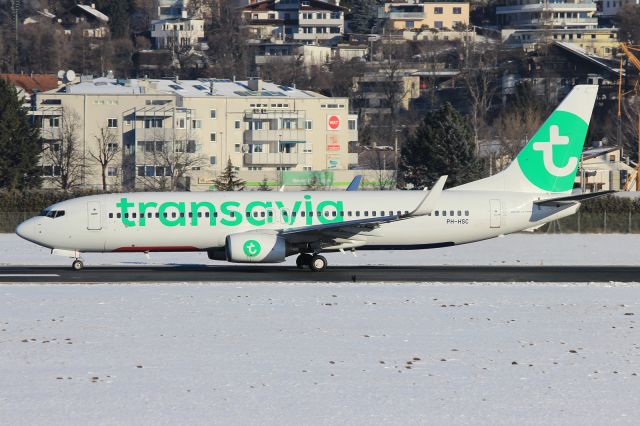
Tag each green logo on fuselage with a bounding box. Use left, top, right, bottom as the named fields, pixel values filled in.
left=115, top=195, right=344, bottom=228
left=516, top=110, right=588, bottom=192
left=243, top=240, right=261, bottom=257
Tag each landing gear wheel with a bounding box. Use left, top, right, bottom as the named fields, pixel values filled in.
left=72, top=259, right=84, bottom=271
left=309, top=255, right=327, bottom=272
left=296, top=253, right=313, bottom=269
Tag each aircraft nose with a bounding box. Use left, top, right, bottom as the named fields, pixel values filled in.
left=16, top=218, right=40, bottom=243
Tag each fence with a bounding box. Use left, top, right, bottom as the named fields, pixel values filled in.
left=0, top=213, right=39, bottom=233
left=540, top=211, right=640, bottom=233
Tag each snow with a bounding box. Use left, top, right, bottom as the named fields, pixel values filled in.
left=3, top=232, right=640, bottom=267
left=1, top=283, right=640, bottom=425
left=2, top=233, right=640, bottom=424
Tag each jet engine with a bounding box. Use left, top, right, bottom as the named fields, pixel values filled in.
left=224, top=232, right=287, bottom=263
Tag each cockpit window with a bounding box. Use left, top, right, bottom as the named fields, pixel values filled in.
left=41, top=210, right=65, bottom=218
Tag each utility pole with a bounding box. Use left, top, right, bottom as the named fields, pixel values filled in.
left=12, top=0, right=20, bottom=72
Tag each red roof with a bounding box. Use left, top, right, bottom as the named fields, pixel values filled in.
left=0, top=74, right=59, bottom=95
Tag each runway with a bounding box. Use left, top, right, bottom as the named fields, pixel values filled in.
left=0, top=265, right=638, bottom=283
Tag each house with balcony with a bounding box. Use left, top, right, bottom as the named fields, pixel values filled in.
left=378, top=0, right=470, bottom=31
left=496, top=0, right=619, bottom=58
left=151, top=0, right=206, bottom=50
left=242, top=0, right=348, bottom=45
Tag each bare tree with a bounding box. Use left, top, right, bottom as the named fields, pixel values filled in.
left=363, top=148, right=396, bottom=190
left=41, top=109, right=87, bottom=191
left=138, top=130, right=207, bottom=191
left=460, top=41, right=500, bottom=153
left=493, top=103, right=546, bottom=170
left=89, top=127, right=121, bottom=191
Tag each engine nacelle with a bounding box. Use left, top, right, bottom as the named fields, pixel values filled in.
left=225, top=232, right=287, bottom=263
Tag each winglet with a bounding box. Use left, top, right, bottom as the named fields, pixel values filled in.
left=346, top=175, right=363, bottom=191
left=408, top=175, right=447, bottom=216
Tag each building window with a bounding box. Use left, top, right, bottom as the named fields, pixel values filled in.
left=305, top=120, right=313, bottom=130
left=107, top=118, right=118, bottom=128
left=406, top=21, right=414, bottom=28
left=107, top=167, right=118, bottom=176
left=107, top=143, right=118, bottom=152
left=48, top=117, right=60, bottom=127
left=434, top=21, right=443, bottom=29
left=434, top=7, right=443, bottom=14
left=210, top=132, right=216, bottom=142
left=144, top=118, right=163, bottom=128
left=210, top=156, right=217, bottom=165
left=177, top=118, right=186, bottom=129
left=235, top=144, right=241, bottom=152
left=192, top=120, right=201, bottom=129
left=210, top=109, right=216, bottom=119
left=453, top=7, right=462, bottom=14
left=235, top=120, right=241, bottom=129
left=348, top=119, right=356, bottom=130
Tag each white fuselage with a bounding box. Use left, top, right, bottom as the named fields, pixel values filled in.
left=16, top=190, right=578, bottom=256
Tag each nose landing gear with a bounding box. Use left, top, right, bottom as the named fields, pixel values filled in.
left=71, top=259, right=84, bottom=271
left=295, top=253, right=327, bottom=272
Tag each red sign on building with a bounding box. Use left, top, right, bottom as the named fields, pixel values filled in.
left=327, top=115, right=340, bottom=130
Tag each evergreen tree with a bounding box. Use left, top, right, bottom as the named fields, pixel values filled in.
left=400, top=103, right=483, bottom=189
left=257, top=177, right=272, bottom=191
left=211, top=159, right=245, bottom=191
left=0, top=79, right=41, bottom=189
left=347, top=0, right=382, bottom=34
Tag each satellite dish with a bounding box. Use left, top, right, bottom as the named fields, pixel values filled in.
left=57, top=70, right=65, bottom=80
left=64, top=70, right=76, bottom=83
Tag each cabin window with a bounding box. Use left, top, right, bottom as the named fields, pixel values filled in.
left=465, top=210, right=469, bottom=216
left=434, top=211, right=439, bottom=216
left=356, top=211, right=361, bottom=217
left=180, top=213, right=184, bottom=218
left=148, top=213, right=153, bottom=218
left=309, top=212, right=314, bottom=217
left=457, top=211, right=462, bottom=216
left=348, top=211, right=352, bottom=217
left=301, top=211, right=306, bottom=217
left=205, top=212, right=210, bottom=218
left=117, top=213, right=122, bottom=218
left=364, top=211, right=369, bottom=217
left=109, top=213, right=113, bottom=218
left=450, top=211, right=454, bottom=216
left=124, top=213, right=129, bottom=218
left=132, top=213, right=137, bottom=218
left=171, top=213, right=177, bottom=218
left=155, top=213, right=160, bottom=218
left=339, top=211, right=344, bottom=217
left=261, top=212, right=266, bottom=218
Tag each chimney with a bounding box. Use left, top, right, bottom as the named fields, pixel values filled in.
left=209, top=81, right=214, bottom=95
left=247, top=77, right=263, bottom=92
left=174, top=75, right=179, bottom=84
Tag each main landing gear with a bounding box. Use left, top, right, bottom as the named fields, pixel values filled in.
left=296, top=253, right=327, bottom=272
left=71, top=259, right=84, bottom=270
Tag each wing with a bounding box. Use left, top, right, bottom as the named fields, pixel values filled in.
left=279, top=176, right=447, bottom=250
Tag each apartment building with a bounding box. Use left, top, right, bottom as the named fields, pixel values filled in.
left=597, top=0, right=639, bottom=16
left=151, top=0, right=205, bottom=50
left=496, top=0, right=619, bottom=58
left=242, top=0, right=347, bottom=45
left=32, top=77, right=358, bottom=191
left=379, top=0, right=470, bottom=31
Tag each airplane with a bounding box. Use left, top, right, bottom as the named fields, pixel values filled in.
left=17, top=85, right=608, bottom=272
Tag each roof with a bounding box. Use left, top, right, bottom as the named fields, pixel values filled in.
left=55, top=77, right=326, bottom=99
left=243, top=0, right=348, bottom=12
left=0, top=74, right=59, bottom=95
left=75, top=4, right=109, bottom=22
left=553, top=41, right=620, bottom=74
left=582, top=145, right=621, bottom=161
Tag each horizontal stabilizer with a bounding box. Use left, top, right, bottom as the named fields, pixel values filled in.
left=534, top=190, right=616, bottom=206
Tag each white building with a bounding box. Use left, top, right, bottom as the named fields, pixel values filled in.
left=32, top=77, right=360, bottom=191
left=242, top=0, right=348, bottom=45
left=597, top=0, right=639, bottom=16
left=151, top=16, right=205, bottom=50
left=496, top=0, right=598, bottom=29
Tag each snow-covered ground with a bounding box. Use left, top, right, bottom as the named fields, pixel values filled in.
left=1, top=282, right=639, bottom=425
left=3, top=232, right=640, bottom=267
left=2, top=233, right=640, bottom=425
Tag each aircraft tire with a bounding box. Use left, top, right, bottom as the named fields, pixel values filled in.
left=309, top=255, right=327, bottom=272
left=296, top=253, right=313, bottom=269
left=72, top=260, right=84, bottom=271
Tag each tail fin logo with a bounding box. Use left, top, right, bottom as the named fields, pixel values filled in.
left=532, top=125, right=578, bottom=177
left=517, top=110, right=588, bottom=192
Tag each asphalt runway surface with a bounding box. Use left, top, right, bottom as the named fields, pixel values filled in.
left=0, top=265, right=639, bottom=283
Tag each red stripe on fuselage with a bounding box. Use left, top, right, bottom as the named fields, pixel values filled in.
left=113, top=246, right=200, bottom=252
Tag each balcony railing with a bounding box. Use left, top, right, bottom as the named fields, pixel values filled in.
left=497, top=3, right=596, bottom=14
left=243, top=152, right=301, bottom=165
